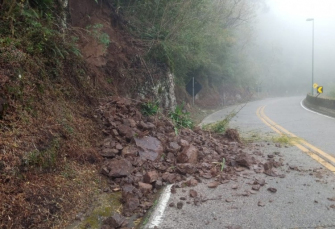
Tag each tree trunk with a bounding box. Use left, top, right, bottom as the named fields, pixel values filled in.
left=57, top=0, right=68, bottom=33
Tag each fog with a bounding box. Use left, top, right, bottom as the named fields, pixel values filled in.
left=252, top=0, right=335, bottom=96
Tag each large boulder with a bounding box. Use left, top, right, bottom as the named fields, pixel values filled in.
left=134, top=136, right=164, bottom=161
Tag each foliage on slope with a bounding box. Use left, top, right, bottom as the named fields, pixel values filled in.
left=0, top=1, right=108, bottom=228
left=0, top=0, right=261, bottom=228
left=113, top=0, right=260, bottom=89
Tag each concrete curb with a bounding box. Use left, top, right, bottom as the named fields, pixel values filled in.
left=302, top=97, right=335, bottom=119
left=143, top=184, right=172, bottom=229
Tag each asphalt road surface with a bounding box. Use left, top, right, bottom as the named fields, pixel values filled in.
left=145, top=96, right=335, bottom=229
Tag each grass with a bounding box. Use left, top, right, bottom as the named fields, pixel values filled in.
left=72, top=192, right=122, bottom=229
left=202, top=112, right=236, bottom=133
left=271, top=134, right=302, bottom=146
left=141, top=101, right=159, bottom=116
left=240, top=129, right=302, bottom=146
left=212, top=158, right=226, bottom=171
left=169, top=104, right=194, bottom=129
left=240, top=130, right=265, bottom=143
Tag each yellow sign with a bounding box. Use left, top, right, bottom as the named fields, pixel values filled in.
left=317, top=86, right=323, bottom=94
left=313, top=83, right=318, bottom=88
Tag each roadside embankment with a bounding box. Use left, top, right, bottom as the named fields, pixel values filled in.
left=303, top=94, right=335, bottom=118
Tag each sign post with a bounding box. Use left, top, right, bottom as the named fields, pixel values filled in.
left=186, top=78, right=202, bottom=106
left=192, top=77, right=194, bottom=106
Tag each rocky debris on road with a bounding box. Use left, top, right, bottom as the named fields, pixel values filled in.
left=95, top=96, right=285, bottom=222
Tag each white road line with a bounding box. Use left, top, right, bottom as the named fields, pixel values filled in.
left=300, top=99, right=335, bottom=120
left=145, top=184, right=172, bottom=229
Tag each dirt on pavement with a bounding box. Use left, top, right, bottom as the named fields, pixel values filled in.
left=91, top=96, right=287, bottom=228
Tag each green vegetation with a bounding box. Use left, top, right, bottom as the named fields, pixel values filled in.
left=169, top=104, right=194, bottom=129
left=203, top=112, right=236, bottom=133
left=241, top=130, right=302, bottom=145
left=141, top=100, right=159, bottom=116
left=114, top=0, right=260, bottom=89
left=75, top=192, right=122, bottom=229
left=24, top=137, right=59, bottom=170
left=86, top=23, right=110, bottom=51
left=271, top=134, right=302, bottom=146
left=212, top=158, right=226, bottom=171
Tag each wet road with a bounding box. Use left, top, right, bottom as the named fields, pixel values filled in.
left=145, top=96, right=335, bottom=229
left=203, top=96, right=335, bottom=159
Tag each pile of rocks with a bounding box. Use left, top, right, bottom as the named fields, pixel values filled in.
left=97, top=96, right=282, bottom=227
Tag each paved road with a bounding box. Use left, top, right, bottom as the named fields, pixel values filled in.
left=145, top=96, right=335, bottom=229
left=202, top=96, right=335, bottom=159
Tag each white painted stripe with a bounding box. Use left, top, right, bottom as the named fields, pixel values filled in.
left=146, top=184, right=172, bottom=229
left=300, top=99, right=335, bottom=120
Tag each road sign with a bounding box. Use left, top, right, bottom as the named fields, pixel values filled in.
left=313, top=83, right=318, bottom=89
left=317, top=86, right=323, bottom=94
left=186, top=78, right=202, bottom=96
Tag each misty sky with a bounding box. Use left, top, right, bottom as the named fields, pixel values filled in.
left=254, top=0, right=335, bottom=94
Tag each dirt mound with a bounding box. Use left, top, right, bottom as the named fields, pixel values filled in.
left=225, top=128, right=241, bottom=143
left=94, top=96, right=281, bottom=227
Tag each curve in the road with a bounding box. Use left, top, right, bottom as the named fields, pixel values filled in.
left=300, top=99, right=335, bottom=120
left=257, top=105, right=335, bottom=173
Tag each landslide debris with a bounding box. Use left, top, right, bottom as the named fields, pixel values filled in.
left=95, top=96, right=284, bottom=227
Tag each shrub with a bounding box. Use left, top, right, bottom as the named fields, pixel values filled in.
left=203, top=112, right=236, bottom=133
left=141, top=101, right=159, bottom=116
left=169, top=104, right=193, bottom=129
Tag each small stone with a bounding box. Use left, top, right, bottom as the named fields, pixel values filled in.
left=258, top=201, right=265, bottom=207
left=75, top=213, right=84, bottom=221
left=169, top=202, right=175, bottom=207
left=254, top=179, right=265, bottom=186
left=179, top=139, right=189, bottom=147
left=189, top=189, right=198, bottom=198
left=154, top=179, right=163, bottom=189
left=267, top=187, right=277, bottom=193
left=103, top=213, right=126, bottom=228
left=115, top=143, right=123, bottom=150
left=138, top=182, right=152, bottom=194
left=252, top=185, right=260, bottom=191
left=226, top=198, right=234, bottom=203
left=177, top=202, right=183, bottom=209
left=208, top=181, right=220, bottom=188
left=235, top=153, right=253, bottom=169
left=185, top=178, right=198, bottom=187
left=143, top=171, right=159, bottom=184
